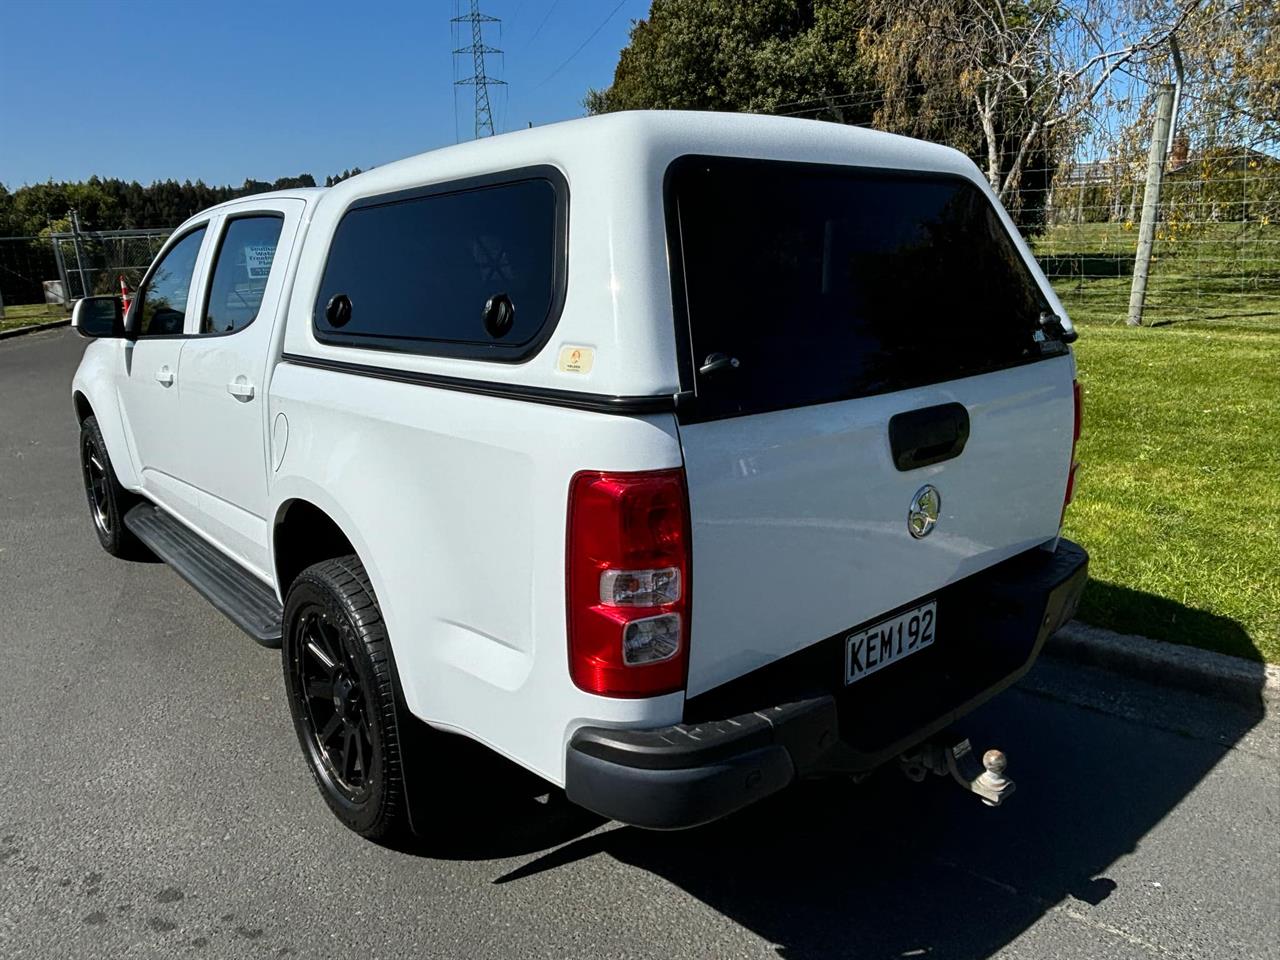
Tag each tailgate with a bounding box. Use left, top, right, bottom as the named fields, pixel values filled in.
left=679, top=361, right=1073, bottom=696
left=667, top=156, right=1076, bottom=697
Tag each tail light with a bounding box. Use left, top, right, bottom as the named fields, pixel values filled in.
left=566, top=469, right=690, bottom=697
left=1061, top=380, right=1082, bottom=524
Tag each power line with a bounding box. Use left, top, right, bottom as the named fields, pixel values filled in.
left=768, top=83, right=932, bottom=115
left=522, top=0, right=561, bottom=52
left=533, top=0, right=627, bottom=90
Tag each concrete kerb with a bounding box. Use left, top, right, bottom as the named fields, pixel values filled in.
left=1046, top=619, right=1279, bottom=707
left=0, top=318, right=71, bottom=340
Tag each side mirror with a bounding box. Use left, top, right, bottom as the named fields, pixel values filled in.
left=71, top=296, right=124, bottom=339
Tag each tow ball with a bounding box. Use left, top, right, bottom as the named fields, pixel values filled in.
left=898, top=739, right=1015, bottom=807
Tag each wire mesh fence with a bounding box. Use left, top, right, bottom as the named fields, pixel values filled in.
left=1030, top=152, right=1279, bottom=325
left=51, top=229, right=172, bottom=301
left=0, top=229, right=171, bottom=324
left=0, top=236, right=62, bottom=313
left=773, top=81, right=1280, bottom=329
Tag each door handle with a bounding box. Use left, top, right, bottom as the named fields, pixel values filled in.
left=226, top=378, right=256, bottom=401
left=154, top=367, right=175, bottom=387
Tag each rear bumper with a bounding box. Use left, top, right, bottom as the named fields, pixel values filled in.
left=565, top=539, right=1088, bottom=829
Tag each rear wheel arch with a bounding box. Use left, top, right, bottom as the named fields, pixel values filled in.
left=272, top=499, right=360, bottom=599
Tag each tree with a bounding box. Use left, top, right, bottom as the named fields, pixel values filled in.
left=1144, top=0, right=1279, bottom=151
left=858, top=0, right=1201, bottom=203
left=324, top=168, right=364, bottom=186
left=272, top=174, right=317, bottom=190
left=7, top=179, right=117, bottom=235
left=0, top=172, right=341, bottom=237
left=586, top=0, right=875, bottom=125
left=0, top=183, right=17, bottom=235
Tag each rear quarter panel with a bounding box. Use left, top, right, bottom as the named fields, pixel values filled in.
left=268, top=362, right=686, bottom=784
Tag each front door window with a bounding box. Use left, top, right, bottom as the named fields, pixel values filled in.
left=136, top=227, right=206, bottom=336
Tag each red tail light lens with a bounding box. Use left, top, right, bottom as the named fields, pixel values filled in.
left=1062, top=380, right=1082, bottom=523
left=566, top=469, right=690, bottom=697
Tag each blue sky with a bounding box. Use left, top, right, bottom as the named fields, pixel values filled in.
left=0, top=0, right=648, bottom=187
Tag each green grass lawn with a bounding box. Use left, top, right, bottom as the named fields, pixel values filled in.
left=1043, top=232, right=1280, bottom=662
left=0, top=302, right=68, bottom=333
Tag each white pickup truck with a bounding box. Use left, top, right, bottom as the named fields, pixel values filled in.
left=70, top=111, right=1087, bottom=842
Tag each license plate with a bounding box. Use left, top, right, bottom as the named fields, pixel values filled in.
left=844, top=600, right=937, bottom=685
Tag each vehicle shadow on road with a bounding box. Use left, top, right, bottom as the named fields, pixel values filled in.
left=397, top=729, right=606, bottom=861
left=473, top=661, right=1267, bottom=959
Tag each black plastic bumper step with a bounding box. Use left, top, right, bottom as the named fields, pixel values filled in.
left=124, top=503, right=282, bottom=646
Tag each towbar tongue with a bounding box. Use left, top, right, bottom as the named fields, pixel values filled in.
left=898, top=738, right=1016, bottom=807
left=948, top=740, right=1015, bottom=807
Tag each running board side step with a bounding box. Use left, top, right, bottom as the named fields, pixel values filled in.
left=124, top=503, right=283, bottom=647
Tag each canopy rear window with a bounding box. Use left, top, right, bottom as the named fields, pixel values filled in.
left=669, top=157, right=1064, bottom=420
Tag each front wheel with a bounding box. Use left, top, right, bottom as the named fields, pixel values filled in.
left=282, top=556, right=410, bottom=843
left=79, top=415, right=144, bottom=558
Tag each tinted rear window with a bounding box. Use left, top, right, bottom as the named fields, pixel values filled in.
left=203, top=215, right=284, bottom=335
left=314, top=174, right=563, bottom=360
left=670, top=157, right=1062, bottom=419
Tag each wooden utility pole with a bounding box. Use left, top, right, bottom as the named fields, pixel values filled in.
left=1127, top=85, right=1175, bottom=326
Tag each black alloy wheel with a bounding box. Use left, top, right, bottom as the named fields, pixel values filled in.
left=293, top=606, right=376, bottom=801
left=78, top=415, right=144, bottom=557
left=82, top=432, right=112, bottom=538
left=282, top=555, right=409, bottom=842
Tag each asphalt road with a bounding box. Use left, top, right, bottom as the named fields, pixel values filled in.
left=2, top=328, right=1277, bottom=960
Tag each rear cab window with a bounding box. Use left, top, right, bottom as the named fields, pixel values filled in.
left=668, top=156, right=1066, bottom=420
left=202, top=215, right=285, bottom=335
left=313, top=169, right=567, bottom=362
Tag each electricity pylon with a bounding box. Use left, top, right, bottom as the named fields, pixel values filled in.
left=452, top=1, right=505, bottom=139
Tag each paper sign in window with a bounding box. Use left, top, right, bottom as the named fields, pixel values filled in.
left=244, top=244, right=277, bottom=280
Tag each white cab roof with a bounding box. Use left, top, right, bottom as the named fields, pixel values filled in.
left=328, top=110, right=979, bottom=204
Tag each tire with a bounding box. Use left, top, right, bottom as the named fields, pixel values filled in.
left=282, top=555, right=410, bottom=843
left=79, top=415, right=145, bottom=558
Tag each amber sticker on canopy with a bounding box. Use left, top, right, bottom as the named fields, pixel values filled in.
left=557, top=345, right=595, bottom=374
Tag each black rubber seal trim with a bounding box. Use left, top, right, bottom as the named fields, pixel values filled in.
left=279, top=352, right=677, bottom=415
